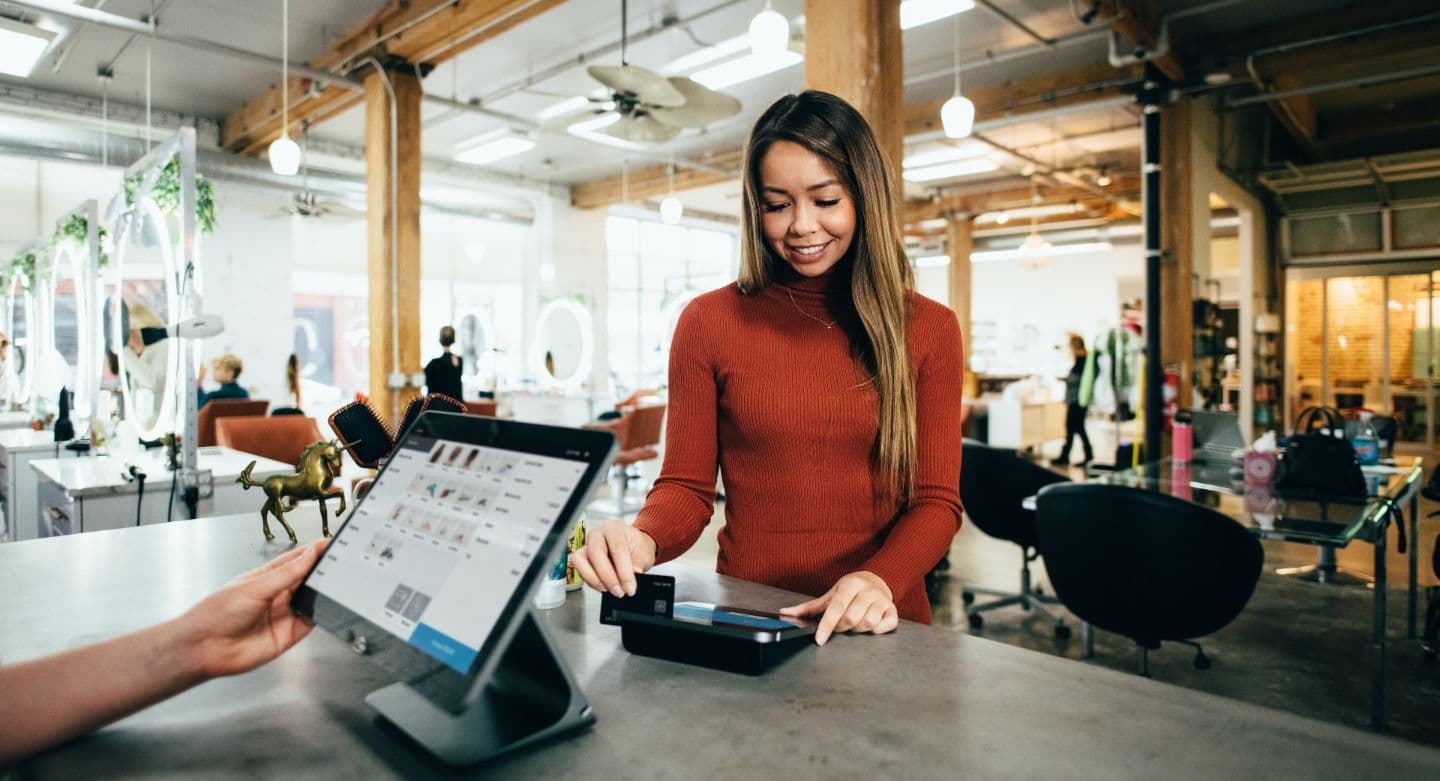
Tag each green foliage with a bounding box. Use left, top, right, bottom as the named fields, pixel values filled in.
left=9, top=252, right=35, bottom=287
left=123, top=155, right=217, bottom=234
left=52, top=214, right=110, bottom=269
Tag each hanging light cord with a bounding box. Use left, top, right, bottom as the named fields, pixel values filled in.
left=281, top=0, right=289, bottom=138
left=952, top=9, right=961, bottom=96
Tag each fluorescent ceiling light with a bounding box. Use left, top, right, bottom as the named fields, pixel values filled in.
left=664, top=33, right=750, bottom=75
left=0, top=17, right=57, bottom=78
left=691, top=50, right=802, bottom=90
left=971, top=241, right=1114, bottom=263
left=455, top=129, right=535, bottom=165
left=568, top=112, right=620, bottom=134
left=913, top=255, right=950, bottom=268
left=902, top=158, right=998, bottom=182
left=900, top=0, right=975, bottom=30
left=536, top=95, right=594, bottom=121
left=903, top=141, right=989, bottom=168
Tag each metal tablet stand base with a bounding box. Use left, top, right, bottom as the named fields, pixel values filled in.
left=365, top=611, right=594, bottom=767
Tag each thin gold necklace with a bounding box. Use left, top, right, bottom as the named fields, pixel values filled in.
left=786, top=287, right=837, bottom=329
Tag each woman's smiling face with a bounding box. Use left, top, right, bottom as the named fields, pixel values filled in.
left=758, top=140, right=856, bottom=278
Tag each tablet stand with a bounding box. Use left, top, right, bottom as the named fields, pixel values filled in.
left=365, top=611, right=594, bottom=766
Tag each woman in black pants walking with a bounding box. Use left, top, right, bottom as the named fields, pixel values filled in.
left=1053, top=333, right=1093, bottom=466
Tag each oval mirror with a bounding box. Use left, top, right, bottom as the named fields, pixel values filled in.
left=4, top=274, right=33, bottom=407
left=531, top=299, right=592, bottom=390
left=48, top=240, right=95, bottom=417
left=108, top=197, right=180, bottom=441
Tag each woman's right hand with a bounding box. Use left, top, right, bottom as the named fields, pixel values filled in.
left=570, top=520, right=657, bottom=597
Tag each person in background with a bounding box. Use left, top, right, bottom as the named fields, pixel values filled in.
left=424, top=326, right=463, bottom=401
left=572, top=91, right=964, bottom=645
left=196, top=352, right=249, bottom=410
left=1052, top=333, right=1094, bottom=467
left=271, top=353, right=304, bottom=416
left=0, top=540, right=326, bottom=766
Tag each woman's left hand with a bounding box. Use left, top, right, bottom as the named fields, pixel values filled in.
left=779, top=571, right=898, bottom=645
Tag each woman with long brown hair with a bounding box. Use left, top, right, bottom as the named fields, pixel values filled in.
left=573, top=91, right=964, bottom=644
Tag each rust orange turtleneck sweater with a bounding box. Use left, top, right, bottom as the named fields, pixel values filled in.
left=633, top=265, right=964, bottom=623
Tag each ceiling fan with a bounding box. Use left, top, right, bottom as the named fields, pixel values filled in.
left=547, top=0, right=742, bottom=143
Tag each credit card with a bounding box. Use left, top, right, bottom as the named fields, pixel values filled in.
left=599, top=573, right=675, bottom=625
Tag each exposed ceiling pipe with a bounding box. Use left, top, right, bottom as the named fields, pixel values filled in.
left=0, top=133, right=534, bottom=224
left=974, top=0, right=1049, bottom=46
left=1, top=0, right=538, bottom=130
left=1226, top=60, right=1440, bottom=108
left=475, top=0, right=750, bottom=105
left=903, top=28, right=1110, bottom=87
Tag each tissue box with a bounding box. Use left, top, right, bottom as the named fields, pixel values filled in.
left=1243, top=450, right=1277, bottom=485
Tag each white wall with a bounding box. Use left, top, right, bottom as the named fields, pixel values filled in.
left=969, top=247, right=1145, bottom=379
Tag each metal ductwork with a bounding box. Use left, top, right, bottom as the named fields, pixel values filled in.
left=0, top=127, right=536, bottom=225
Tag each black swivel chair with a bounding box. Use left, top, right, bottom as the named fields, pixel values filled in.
left=958, top=440, right=1072, bottom=639
left=1034, top=483, right=1263, bottom=675
left=1420, top=467, right=1440, bottom=659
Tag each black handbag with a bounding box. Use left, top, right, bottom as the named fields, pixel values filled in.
left=1275, top=406, right=1367, bottom=499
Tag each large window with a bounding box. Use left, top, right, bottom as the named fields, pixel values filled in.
left=606, top=213, right=737, bottom=394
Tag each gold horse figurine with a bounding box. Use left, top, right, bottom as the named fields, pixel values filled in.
left=237, top=439, right=357, bottom=543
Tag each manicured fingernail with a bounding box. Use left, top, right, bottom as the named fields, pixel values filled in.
left=610, top=586, right=624, bottom=598
left=625, top=583, right=636, bottom=597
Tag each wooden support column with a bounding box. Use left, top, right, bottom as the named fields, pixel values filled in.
left=804, top=0, right=904, bottom=170
left=1160, top=95, right=1194, bottom=419
left=366, top=65, right=423, bottom=423
left=946, top=216, right=973, bottom=348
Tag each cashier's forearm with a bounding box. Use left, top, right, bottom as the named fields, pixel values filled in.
left=0, top=616, right=205, bottom=766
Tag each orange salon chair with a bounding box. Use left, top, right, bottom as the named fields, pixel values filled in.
left=215, top=415, right=324, bottom=467
left=584, top=402, right=666, bottom=518
left=197, top=399, right=269, bottom=447
left=465, top=400, right=500, bottom=417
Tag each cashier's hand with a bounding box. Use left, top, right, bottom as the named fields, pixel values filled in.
left=571, top=520, right=657, bottom=598
left=780, top=571, right=898, bottom=646
left=178, top=538, right=328, bottom=680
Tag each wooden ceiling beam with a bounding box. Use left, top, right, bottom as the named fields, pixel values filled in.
left=1089, top=0, right=1184, bottom=81
left=904, top=62, right=1140, bottom=138
left=1200, top=2, right=1440, bottom=65
left=903, top=172, right=1141, bottom=225
left=573, top=61, right=1140, bottom=210
left=221, top=0, right=564, bottom=154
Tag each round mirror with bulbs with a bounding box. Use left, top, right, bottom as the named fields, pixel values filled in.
left=46, top=239, right=96, bottom=418
left=3, top=274, right=34, bottom=408
left=106, top=197, right=181, bottom=441
left=530, top=298, right=593, bottom=391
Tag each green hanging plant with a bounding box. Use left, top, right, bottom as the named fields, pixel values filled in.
left=124, top=155, right=217, bottom=234
left=52, top=214, right=110, bottom=269
left=9, top=252, right=36, bottom=288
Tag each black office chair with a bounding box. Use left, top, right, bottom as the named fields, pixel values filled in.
left=1420, top=467, right=1440, bottom=659
left=1034, top=483, right=1263, bottom=675
left=958, top=440, right=1072, bottom=639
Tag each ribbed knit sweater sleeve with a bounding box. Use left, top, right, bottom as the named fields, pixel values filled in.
left=859, top=302, right=965, bottom=604
left=632, top=300, right=717, bottom=561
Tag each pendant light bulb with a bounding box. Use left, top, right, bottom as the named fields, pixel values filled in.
left=269, top=133, right=301, bottom=176
left=749, top=3, right=789, bottom=57
left=941, top=95, right=975, bottom=139
left=271, top=0, right=300, bottom=176
left=660, top=196, right=683, bottom=225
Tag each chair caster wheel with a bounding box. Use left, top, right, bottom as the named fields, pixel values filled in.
left=968, top=613, right=983, bottom=630
left=1194, top=653, right=1211, bottom=671
left=1021, top=601, right=1031, bottom=612
left=1034, top=585, right=1044, bottom=596
left=1055, top=624, right=1072, bottom=640
left=961, top=591, right=975, bottom=605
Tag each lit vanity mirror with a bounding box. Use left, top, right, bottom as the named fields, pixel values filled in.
left=47, top=239, right=94, bottom=417
left=4, top=274, right=33, bottom=408
left=531, top=298, right=593, bottom=391
left=106, top=197, right=179, bottom=441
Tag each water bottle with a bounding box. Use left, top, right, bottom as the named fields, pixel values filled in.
left=1351, top=415, right=1380, bottom=466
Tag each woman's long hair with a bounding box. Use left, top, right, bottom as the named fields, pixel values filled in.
left=737, top=90, right=916, bottom=502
